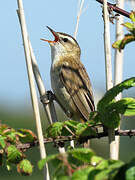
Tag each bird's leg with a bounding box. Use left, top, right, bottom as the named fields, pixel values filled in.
left=40, top=90, right=55, bottom=105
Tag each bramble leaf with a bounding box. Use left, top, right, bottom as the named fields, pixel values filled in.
left=123, top=22, right=134, bottom=31
left=7, top=145, right=23, bottom=164
left=112, top=34, right=135, bottom=51
left=68, top=148, right=95, bottom=163
left=125, top=158, right=135, bottom=180
left=126, top=166, right=135, bottom=180
left=88, top=159, right=124, bottom=180
left=76, top=123, right=97, bottom=138
left=45, top=122, right=64, bottom=137
left=38, top=154, right=59, bottom=170
left=0, top=136, right=6, bottom=148
left=64, top=120, right=78, bottom=128
left=17, top=159, right=33, bottom=176
left=18, top=129, right=37, bottom=143
left=97, top=78, right=135, bottom=128
left=63, top=120, right=78, bottom=135
left=72, top=167, right=93, bottom=180
left=91, top=155, right=104, bottom=165
left=108, top=98, right=135, bottom=116
left=0, top=124, right=9, bottom=134
left=130, top=11, right=135, bottom=23
left=112, top=11, right=135, bottom=51
left=97, top=77, right=135, bottom=112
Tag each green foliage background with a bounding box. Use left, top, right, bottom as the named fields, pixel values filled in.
left=1, top=98, right=135, bottom=180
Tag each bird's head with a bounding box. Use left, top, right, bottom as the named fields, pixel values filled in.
left=41, top=26, right=81, bottom=59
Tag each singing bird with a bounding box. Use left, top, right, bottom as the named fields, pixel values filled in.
left=41, top=26, right=95, bottom=122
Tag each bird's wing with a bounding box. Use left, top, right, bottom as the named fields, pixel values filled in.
left=60, top=59, right=95, bottom=121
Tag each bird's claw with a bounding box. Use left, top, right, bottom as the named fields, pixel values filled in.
left=40, top=90, right=55, bottom=104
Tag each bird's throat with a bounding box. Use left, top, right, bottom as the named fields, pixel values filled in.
left=51, top=43, right=67, bottom=67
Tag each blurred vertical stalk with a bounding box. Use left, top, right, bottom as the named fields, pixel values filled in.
left=114, top=0, right=124, bottom=160
left=103, top=0, right=117, bottom=159
left=131, top=0, right=135, bottom=10
left=74, top=0, right=85, bottom=39
left=17, top=0, right=50, bottom=179
left=103, top=0, right=113, bottom=90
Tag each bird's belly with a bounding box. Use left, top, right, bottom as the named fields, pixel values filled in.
left=51, top=70, right=77, bottom=117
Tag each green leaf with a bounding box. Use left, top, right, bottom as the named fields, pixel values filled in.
left=7, top=132, right=17, bottom=142
left=123, top=22, right=134, bottom=31
left=91, top=156, right=104, bottom=165
left=89, top=159, right=124, bottom=180
left=62, top=120, right=79, bottom=136
left=112, top=34, right=135, bottom=51
left=112, top=11, right=135, bottom=52
left=96, top=159, right=111, bottom=170
left=112, top=39, right=123, bottom=51
left=7, top=145, right=23, bottom=163
left=68, top=148, right=95, bottom=163
left=126, top=166, right=135, bottom=180
left=72, top=167, right=93, bottom=180
left=76, top=123, right=97, bottom=139
left=100, top=109, right=120, bottom=128
left=46, top=122, right=64, bottom=138
left=6, top=161, right=12, bottom=171
left=1, top=127, right=21, bottom=143
left=76, top=123, right=88, bottom=136
left=109, top=98, right=135, bottom=116
left=93, top=169, right=114, bottom=180
left=54, top=176, right=71, bottom=180
left=97, top=78, right=135, bottom=128
left=38, top=154, right=59, bottom=170
left=124, top=158, right=135, bottom=180
left=38, top=159, right=46, bottom=170
left=130, top=11, right=135, bottom=23
left=97, top=78, right=135, bottom=113
left=18, top=129, right=37, bottom=143
left=0, top=136, right=6, bottom=148
left=96, top=159, right=124, bottom=170
left=0, top=124, right=9, bottom=134
left=89, top=111, right=101, bottom=125
left=17, top=159, right=33, bottom=176
left=64, top=120, right=79, bottom=128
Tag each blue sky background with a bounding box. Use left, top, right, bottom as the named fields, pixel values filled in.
left=0, top=0, right=135, bottom=107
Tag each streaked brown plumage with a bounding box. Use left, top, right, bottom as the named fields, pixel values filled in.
left=41, top=27, right=95, bottom=122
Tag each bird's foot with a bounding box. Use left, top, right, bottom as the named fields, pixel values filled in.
left=40, top=90, right=55, bottom=104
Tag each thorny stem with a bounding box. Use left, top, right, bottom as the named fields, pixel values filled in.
left=17, top=129, right=135, bottom=150
left=96, top=0, right=130, bottom=18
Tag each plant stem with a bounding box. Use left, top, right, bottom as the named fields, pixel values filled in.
left=17, top=129, right=135, bottom=150
left=74, top=0, right=85, bottom=38
left=96, top=0, right=130, bottom=18
left=114, top=0, right=125, bottom=160
left=17, top=0, right=50, bottom=179
left=103, top=0, right=117, bottom=160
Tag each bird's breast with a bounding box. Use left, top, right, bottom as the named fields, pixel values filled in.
left=50, top=65, right=77, bottom=115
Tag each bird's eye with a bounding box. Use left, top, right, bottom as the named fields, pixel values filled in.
left=62, top=38, right=68, bottom=42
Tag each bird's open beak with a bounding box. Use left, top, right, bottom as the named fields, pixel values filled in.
left=41, top=26, right=59, bottom=43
